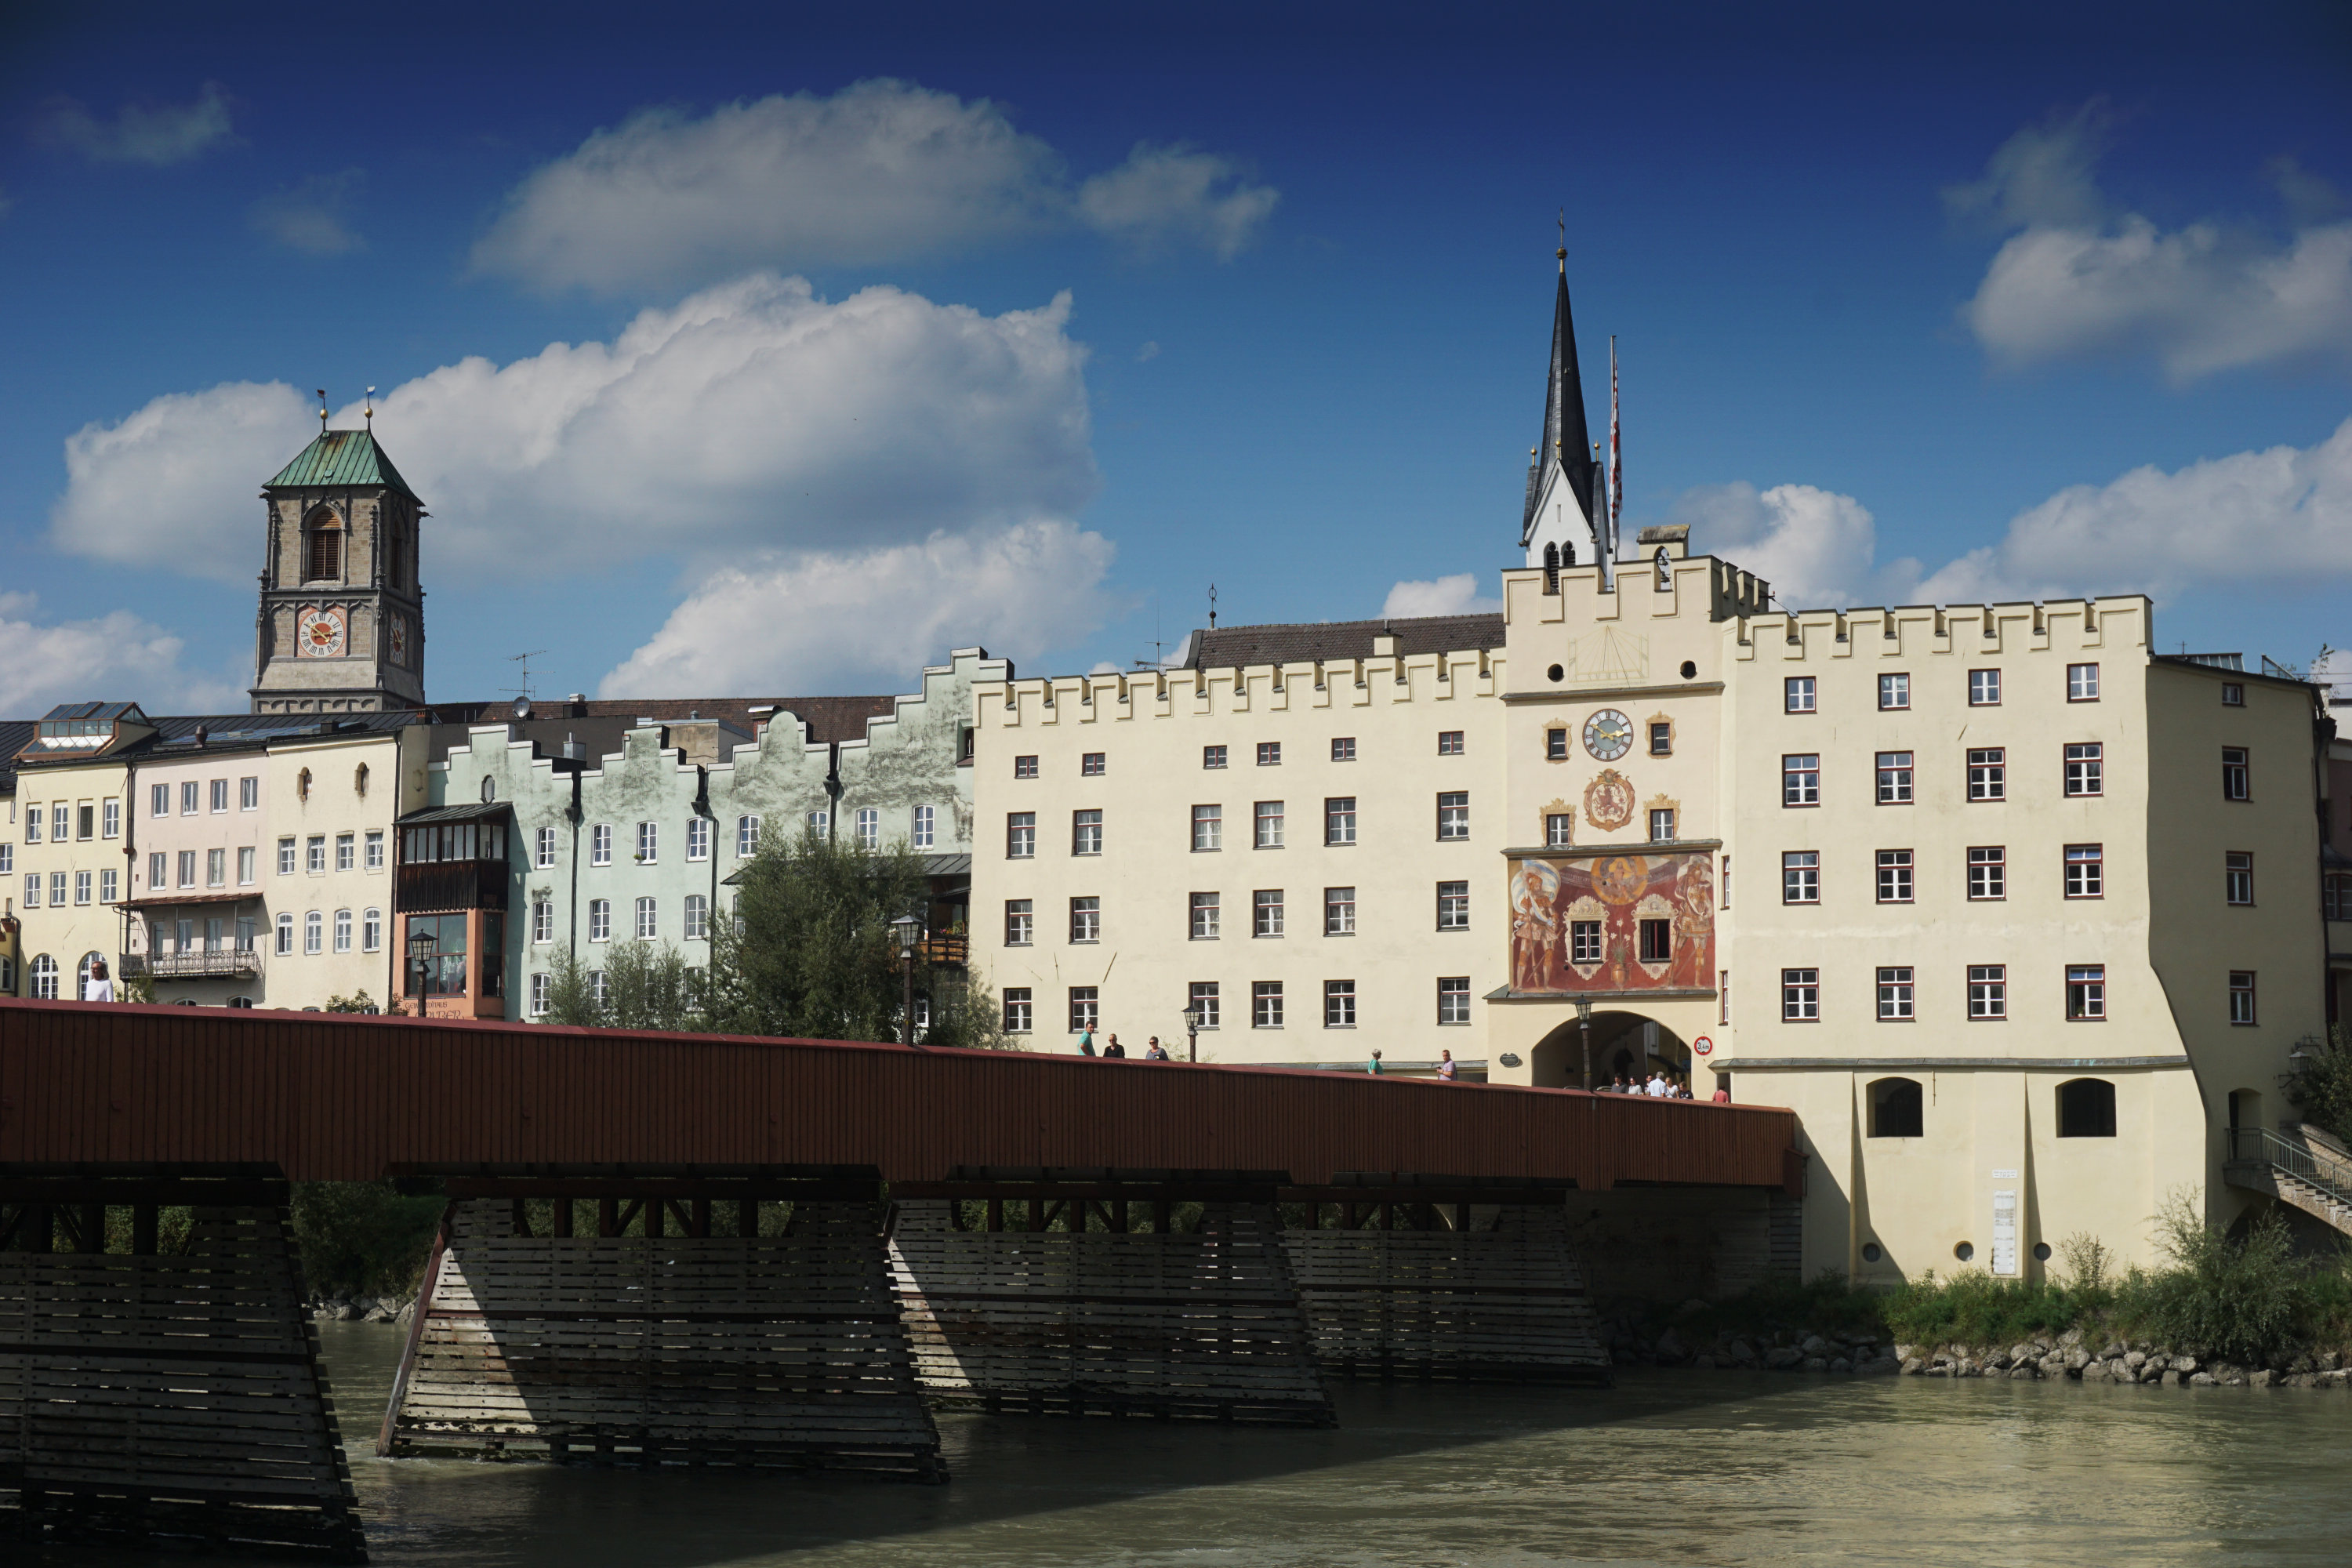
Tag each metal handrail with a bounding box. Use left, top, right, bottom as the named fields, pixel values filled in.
left=2230, top=1127, right=2352, bottom=1211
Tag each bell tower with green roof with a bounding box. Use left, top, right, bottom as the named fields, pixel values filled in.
left=250, top=412, right=428, bottom=714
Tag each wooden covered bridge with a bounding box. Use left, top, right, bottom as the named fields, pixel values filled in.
left=0, top=998, right=1799, bottom=1559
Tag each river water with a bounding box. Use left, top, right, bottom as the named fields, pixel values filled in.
left=47, top=1323, right=2352, bottom=1566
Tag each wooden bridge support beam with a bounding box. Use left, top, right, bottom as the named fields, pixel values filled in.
left=379, top=1182, right=942, bottom=1480
left=1282, top=1195, right=1611, bottom=1386
left=0, top=1175, right=367, bottom=1562
left=887, top=1191, right=1334, bottom=1426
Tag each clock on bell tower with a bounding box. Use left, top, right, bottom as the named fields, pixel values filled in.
left=249, top=404, right=428, bottom=715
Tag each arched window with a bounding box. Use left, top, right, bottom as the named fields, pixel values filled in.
left=77, top=951, right=104, bottom=1000
left=2057, top=1077, right=2117, bottom=1138
left=1655, top=548, right=1672, bottom=590
left=31, top=954, right=59, bottom=1000
left=303, top=508, right=343, bottom=583
left=1868, top=1076, right=1924, bottom=1138
left=1542, top=541, right=1561, bottom=593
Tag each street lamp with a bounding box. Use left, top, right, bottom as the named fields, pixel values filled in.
left=1181, top=1003, right=1203, bottom=1064
left=1575, top=996, right=1595, bottom=1092
left=405, top=927, right=438, bottom=1017
left=891, top=914, right=924, bottom=1044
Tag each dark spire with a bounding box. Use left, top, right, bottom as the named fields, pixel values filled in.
left=1521, top=247, right=1599, bottom=540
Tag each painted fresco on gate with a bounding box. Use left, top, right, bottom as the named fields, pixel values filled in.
left=1507, top=851, right=1715, bottom=993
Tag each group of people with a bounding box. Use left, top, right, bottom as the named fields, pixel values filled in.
left=1602, top=1068, right=1704, bottom=1099
left=1074, top=1030, right=1175, bottom=1062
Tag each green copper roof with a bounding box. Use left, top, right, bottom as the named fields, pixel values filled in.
left=264, top=429, right=419, bottom=498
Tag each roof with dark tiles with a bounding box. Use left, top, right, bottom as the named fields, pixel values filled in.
left=1184, top=614, right=1506, bottom=671
left=427, top=695, right=897, bottom=748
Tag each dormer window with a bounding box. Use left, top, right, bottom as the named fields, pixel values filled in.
left=303, top=507, right=343, bottom=582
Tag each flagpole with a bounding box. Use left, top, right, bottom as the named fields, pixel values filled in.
left=1609, top=336, right=1623, bottom=567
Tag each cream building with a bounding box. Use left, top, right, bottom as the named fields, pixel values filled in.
left=124, top=735, right=274, bottom=1004
left=260, top=722, right=427, bottom=1010
left=9, top=704, right=143, bottom=1000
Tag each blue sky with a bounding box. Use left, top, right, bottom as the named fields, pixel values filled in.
left=2, top=0, right=2347, bottom=712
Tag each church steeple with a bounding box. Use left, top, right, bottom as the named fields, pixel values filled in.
left=1522, top=246, right=1599, bottom=547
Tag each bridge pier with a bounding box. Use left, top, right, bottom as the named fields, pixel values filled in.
left=0, top=1171, right=367, bottom=1562
left=888, top=1175, right=1334, bottom=1425
left=1280, top=1186, right=1610, bottom=1385
left=379, top=1174, right=942, bottom=1479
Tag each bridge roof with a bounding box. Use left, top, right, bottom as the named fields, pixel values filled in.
left=0, top=999, right=1796, bottom=1191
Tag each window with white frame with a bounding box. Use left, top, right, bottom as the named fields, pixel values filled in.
left=1007, top=812, right=1036, bottom=858
left=1184, top=980, right=1222, bottom=1029
left=150, top=782, right=169, bottom=819
left=2223, top=747, right=2250, bottom=801
left=1073, top=809, right=1103, bottom=855
left=1650, top=808, right=1676, bottom=841
left=1967, top=748, right=2005, bottom=802
left=22, top=873, right=36, bottom=908
left=1784, top=755, right=1820, bottom=807
left=278, top=837, right=295, bottom=875
left=1969, top=964, right=2006, bottom=1019
left=1878, top=966, right=1914, bottom=1021
left=1254, top=888, right=1284, bottom=937
left=177, top=851, right=197, bottom=889
left=211, top=779, right=229, bottom=814
left=2230, top=971, right=2256, bottom=1024
left=1326, top=886, right=1356, bottom=935
left=849, top=808, right=876, bottom=850
left=240, top=776, right=259, bottom=811
left=590, top=970, right=608, bottom=1008
left=180, top=781, right=198, bottom=815
left=206, top=848, right=226, bottom=887
left=1437, top=792, right=1468, bottom=840
left=684, top=895, right=709, bottom=941
left=2225, top=851, right=2253, bottom=906
left=1331, top=737, right=1356, bottom=762
left=531, top=826, right=554, bottom=869
left=1547, top=813, right=1573, bottom=848
left=807, top=810, right=829, bottom=835
left=303, top=911, right=323, bottom=955
left=2222, top=682, right=2245, bottom=706
left=1879, top=673, right=1910, bottom=710
left=532, top=898, right=553, bottom=943
left=1069, top=896, right=1101, bottom=942
left=1968, top=845, right=2005, bottom=899
left=1082, top=751, right=1106, bottom=776
left=103, top=799, right=120, bottom=838
left=336, top=833, right=354, bottom=872
left=1258, top=742, right=1282, bottom=766
left=1188, top=892, right=1218, bottom=939
left=2068, top=663, right=2100, bottom=702
left=1203, top=746, right=1228, bottom=770
left=1004, top=988, right=1033, bottom=1033
left=1546, top=729, right=1570, bottom=762
left=592, top=825, right=612, bottom=866
left=1253, top=980, right=1283, bottom=1027
left=1437, top=731, right=1465, bottom=756
left=687, top=818, right=711, bottom=861
left=1439, top=976, right=1471, bottom=1025
left=1192, top=804, right=1222, bottom=851
left=1325, top=797, right=1356, bottom=846
left=2067, top=964, right=2107, bottom=1020
left=0, top=845, right=9, bottom=877
left=334, top=909, right=352, bottom=953
left=1014, top=754, right=1039, bottom=779
left=531, top=972, right=551, bottom=1016
left=363, top=909, right=381, bottom=953
left=1876, top=849, right=1912, bottom=903
left=1069, top=987, right=1099, bottom=1033
left=100, top=869, right=118, bottom=904
left=362, top=830, right=382, bottom=871
left=1324, top=979, right=1356, bottom=1027
left=2065, top=844, right=2103, bottom=898
left=74, top=869, right=91, bottom=906
left=1255, top=800, right=1285, bottom=849
left=1785, top=677, right=1816, bottom=713
left=1570, top=920, right=1602, bottom=964
left=1782, top=851, right=1820, bottom=904
left=635, top=898, right=657, bottom=939
left=276, top=913, right=295, bottom=955
left=912, top=804, right=935, bottom=849
left=1008, top=899, right=1036, bottom=944
left=24, top=805, right=41, bottom=844
left=307, top=836, right=325, bottom=873
left=2064, top=742, right=2103, bottom=797
left=1969, top=668, right=2002, bottom=706
left=47, top=872, right=63, bottom=907
left=1782, top=969, right=1820, bottom=1021
left=589, top=899, right=611, bottom=942
left=637, top=822, right=659, bottom=862
left=1436, top=880, right=1468, bottom=929
left=737, top=815, right=761, bottom=858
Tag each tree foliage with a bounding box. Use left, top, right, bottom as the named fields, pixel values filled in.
left=2281, top=1026, right=2352, bottom=1145
left=539, top=942, right=699, bottom=1032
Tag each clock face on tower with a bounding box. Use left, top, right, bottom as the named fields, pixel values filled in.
left=1583, top=708, right=1634, bottom=761
left=298, top=607, right=347, bottom=659
left=388, top=613, right=408, bottom=666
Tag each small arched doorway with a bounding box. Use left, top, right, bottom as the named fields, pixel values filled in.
left=1528, top=1009, right=1693, bottom=1089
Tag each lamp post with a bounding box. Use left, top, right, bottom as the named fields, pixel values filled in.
left=1576, top=996, right=1595, bottom=1092
left=405, top=927, right=437, bottom=1018
left=1181, top=1003, right=1203, bottom=1064
left=891, top=914, right=924, bottom=1044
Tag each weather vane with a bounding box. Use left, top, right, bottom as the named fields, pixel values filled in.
left=316, top=388, right=328, bottom=433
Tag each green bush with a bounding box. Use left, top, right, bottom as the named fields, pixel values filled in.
left=2111, top=1196, right=2308, bottom=1363
left=289, top=1181, right=445, bottom=1299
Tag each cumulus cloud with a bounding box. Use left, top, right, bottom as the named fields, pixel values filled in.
left=0, top=593, right=241, bottom=716
left=52, top=274, right=1098, bottom=580
left=1381, top=573, right=1501, bottom=619
left=1954, top=107, right=2352, bottom=382
left=1077, top=143, right=1278, bottom=261
left=38, top=81, right=236, bottom=166
left=472, top=78, right=1276, bottom=292
left=600, top=521, right=1116, bottom=695
left=250, top=169, right=365, bottom=255
left=1672, top=416, right=2352, bottom=612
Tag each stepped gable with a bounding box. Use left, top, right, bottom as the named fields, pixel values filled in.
left=1186, top=613, right=1506, bottom=671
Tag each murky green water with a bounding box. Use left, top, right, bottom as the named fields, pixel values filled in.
left=49, top=1322, right=2352, bottom=1566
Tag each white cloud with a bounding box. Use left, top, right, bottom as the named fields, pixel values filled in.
left=1955, top=109, right=2352, bottom=382
left=1381, top=573, right=1501, bottom=619
left=39, top=82, right=236, bottom=166
left=51, top=274, right=1098, bottom=581
left=1672, top=416, right=2352, bottom=612
left=0, top=593, right=241, bottom=716
left=472, top=79, right=1276, bottom=292
left=1076, top=143, right=1278, bottom=261
left=251, top=170, right=365, bottom=256
left=600, top=521, right=1115, bottom=695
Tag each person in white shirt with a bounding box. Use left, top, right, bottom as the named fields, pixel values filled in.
left=84, top=958, right=114, bottom=1003
left=1646, top=1070, right=1669, bottom=1097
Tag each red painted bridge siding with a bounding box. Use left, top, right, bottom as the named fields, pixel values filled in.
left=0, top=999, right=1795, bottom=1189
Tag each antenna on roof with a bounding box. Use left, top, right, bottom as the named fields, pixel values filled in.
left=508, top=650, right=549, bottom=702
left=1208, top=583, right=1218, bottom=630
left=364, top=387, right=376, bottom=429
left=317, top=389, right=328, bottom=433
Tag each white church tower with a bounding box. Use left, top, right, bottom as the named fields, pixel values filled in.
left=1519, top=246, right=1608, bottom=581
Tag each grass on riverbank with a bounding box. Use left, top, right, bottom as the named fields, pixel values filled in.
left=1679, top=1201, right=2352, bottom=1363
